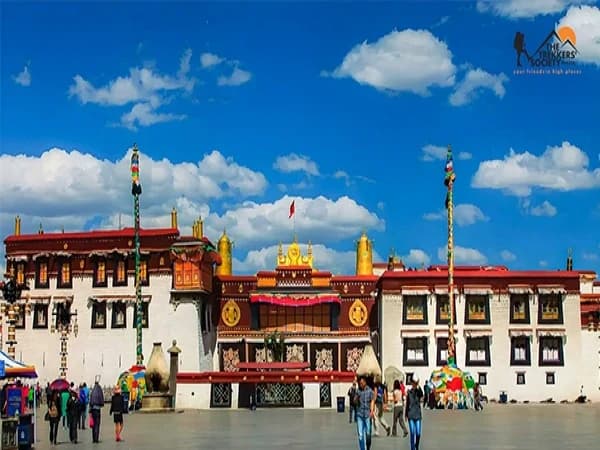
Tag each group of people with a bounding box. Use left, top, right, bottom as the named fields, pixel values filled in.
left=45, top=379, right=125, bottom=445
left=348, top=375, right=424, bottom=450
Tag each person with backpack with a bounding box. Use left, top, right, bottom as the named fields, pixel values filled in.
left=79, top=383, right=89, bottom=430
left=89, top=379, right=105, bottom=443
left=405, top=376, right=424, bottom=450
left=47, top=391, right=60, bottom=445
left=373, top=379, right=391, bottom=436
left=67, top=390, right=80, bottom=443
left=347, top=378, right=358, bottom=423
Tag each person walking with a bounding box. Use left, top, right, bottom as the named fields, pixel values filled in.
left=47, top=391, right=60, bottom=445
left=109, top=386, right=125, bottom=442
left=355, top=375, right=375, bottom=450
left=89, top=379, right=105, bottom=443
left=405, top=376, right=424, bottom=450
left=79, top=383, right=89, bottom=430
left=60, top=388, right=70, bottom=429
left=373, top=379, right=391, bottom=436
left=391, top=379, right=408, bottom=437
left=66, top=390, right=80, bottom=443
left=474, top=383, right=483, bottom=411
left=347, top=378, right=358, bottom=423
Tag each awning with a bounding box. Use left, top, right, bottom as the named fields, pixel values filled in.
left=433, top=286, right=459, bottom=295
left=400, top=330, right=429, bottom=338
left=509, top=329, right=533, bottom=337
left=434, top=328, right=457, bottom=337
left=536, top=329, right=567, bottom=337
left=401, top=287, right=430, bottom=296
left=249, top=294, right=340, bottom=307
left=27, top=296, right=51, bottom=305
left=32, top=253, right=51, bottom=261
left=508, top=285, right=533, bottom=294
left=464, top=329, right=493, bottom=338
left=53, top=296, right=74, bottom=304
left=464, top=286, right=493, bottom=295
left=7, top=255, right=28, bottom=262
left=537, top=286, right=566, bottom=294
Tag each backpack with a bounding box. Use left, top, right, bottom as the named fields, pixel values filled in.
left=376, top=385, right=384, bottom=404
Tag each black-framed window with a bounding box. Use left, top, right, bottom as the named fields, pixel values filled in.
left=91, top=302, right=107, bottom=329
left=539, top=336, right=564, bottom=366
left=510, top=336, right=531, bottom=366
left=516, top=372, right=526, bottom=385
left=436, top=337, right=448, bottom=366
left=93, top=259, right=107, bottom=288
left=113, top=259, right=128, bottom=287
left=538, top=294, right=563, bottom=324
left=435, top=295, right=456, bottom=325
left=466, top=336, right=491, bottom=366
left=57, top=260, right=72, bottom=289
left=478, top=372, right=487, bottom=385
left=509, top=294, right=530, bottom=324
left=139, top=260, right=150, bottom=287
left=55, top=302, right=72, bottom=328
left=131, top=302, right=149, bottom=329
left=402, top=295, right=428, bottom=325
left=330, top=302, right=340, bottom=331
left=15, top=306, right=25, bottom=329
left=33, top=304, right=48, bottom=329
left=250, top=303, right=260, bottom=330
left=403, top=337, right=428, bottom=366
left=35, top=260, right=49, bottom=289
left=405, top=373, right=414, bottom=384
left=546, top=372, right=555, bottom=385
left=465, top=295, right=490, bottom=324
left=111, top=302, right=127, bottom=328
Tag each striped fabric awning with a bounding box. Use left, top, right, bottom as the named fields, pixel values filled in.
left=0, top=350, right=38, bottom=379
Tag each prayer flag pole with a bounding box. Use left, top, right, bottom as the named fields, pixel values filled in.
left=130, top=144, right=144, bottom=366
left=444, top=145, right=456, bottom=366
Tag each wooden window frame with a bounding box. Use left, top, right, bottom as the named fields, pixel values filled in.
left=111, top=302, right=127, bottom=329
left=15, top=306, right=25, bottom=329
left=139, top=259, right=150, bottom=287
left=57, top=259, right=72, bottom=289
left=509, top=294, right=530, bottom=324
left=435, top=294, right=456, bottom=325
left=93, top=259, right=108, bottom=288
left=465, top=336, right=491, bottom=366
left=112, top=258, right=128, bottom=287
left=538, top=294, right=563, bottom=325
left=16, top=262, right=26, bottom=286
left=91, top=302, right=107, bottom=329
left=464, top=295, right=491, bottom=325
left=35, top=260, right=49, bottom=289
left=33, top=304, right=49, bottom=329
left=510, top=336, right=531, bottom=366
left=539, top=336, right=564, bottom=366
left=402, top=295, right=428, bottom=325
left=403, top=337, right=428, bottom=366
left=436, top=337, right=448, bottom=366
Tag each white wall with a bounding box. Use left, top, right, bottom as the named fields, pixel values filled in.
left=580, top=330, right=600, bottom=402
left=11, top=272, right=202, bottom=387
left=176, top=384, right=211, bottom=409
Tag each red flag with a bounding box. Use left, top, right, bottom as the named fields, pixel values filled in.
left=289, top=200, right=295, bottom=219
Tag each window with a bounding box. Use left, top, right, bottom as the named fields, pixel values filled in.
left=113, top=259, right=128, bottom=287
left=478, top=372, right=487, bottom=385
left=402, top=295, right=428, bottom=324
left=510, top=336, right=531, bottom=366
left=538, top=294, right=563, bottom=324
left=403, top=337, right=428, bottom=366
left=15, top=306, right=25, bottom=329
left=546, top=372, right=555, bottom=385
left=405, top=373, right=414, bottom=384
left=139, top=260, right=149, bottom=286
left=509, top=294, right=530, bottom=324
left=539, top=336, right=564, bottom=366
left=93, top=260, right=107, bottom=288
left=436, top=337, right=448, bottom=366
left=131, top=302, right=149, bottom=329
left=33, top=304, right=48, bottom=329
left=35, top=260, right=49, bottom=289
left=465, top=295, right=490, bottom=324
left=112, top=302, right=127, bottom=328
left=516, top=372, right=526, bottom=385
left=16, top=262, right=26, bottom=285
left=259, top=304, right=330, bottom=332
left=57, top=260, right=72, bottom=288
left=91, top=302, right=107, bottom=329
left=55, top=303, right=72, bottom=328
left=466, top=337, right=491, bottom=366
left=436, top=295, right=456, bottom=325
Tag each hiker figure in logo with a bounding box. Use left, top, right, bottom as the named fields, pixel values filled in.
left=514, top=32, right=531, bottom=66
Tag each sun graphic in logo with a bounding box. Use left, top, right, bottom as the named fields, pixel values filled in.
left=556, top=26, right=576, bottom=46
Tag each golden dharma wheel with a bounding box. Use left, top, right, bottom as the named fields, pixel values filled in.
left=349, top=299, right=368, bottom=327
left=221, top=300, right=241, bottom=327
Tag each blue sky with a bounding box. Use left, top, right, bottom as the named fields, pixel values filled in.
left=1, top=0, right=600, bottom=275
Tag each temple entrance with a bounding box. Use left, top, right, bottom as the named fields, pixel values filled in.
left=319, top=382, right=332, bottom=407
left=256, top=383, right=303, bottom=407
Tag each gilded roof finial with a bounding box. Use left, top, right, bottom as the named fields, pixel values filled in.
left=308, top=240, right=313, bottom=256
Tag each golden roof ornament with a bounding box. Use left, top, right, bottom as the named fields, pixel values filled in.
left=277, top=239, right=313, bottom=268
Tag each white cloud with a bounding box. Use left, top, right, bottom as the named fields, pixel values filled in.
left=326, top=29, right=456, bottom=95
left=449, top=68, right=508, bottom=107
left=437, top=245, right=488, bottom=265
left=334, top=170, right=351, bottom=185
left=558, top=5, right=600, bottom=65
left=539, top=260, right=549, bottom=267
left=432, top=16, right=450, bottom=28
left=501, top=250, right=517, bottom=262
left=472, top=141, right=600, bottom=196
left=458, top=152, right=473, bottom=160
left=234, top=243, right=383, bottom=275
left=529, top=200, right=558, bottom=216
left=68, top=49, right=195, bottom=129
left=583, top=252, right=598, bottom=261
left=402, top=249, right=431, bottom=267
left=217, top=66, right=252, bottom=86
left=424, top=204, right=488, bottom=226
left=13, top=64, right=31, bottom=87
left=200, top=52, right=225, bottom=68
left=422, top=145, right=448, bottom=161
left=273, top=154, right=319, bottom=176
left=477, top=0, right=592, bottom=18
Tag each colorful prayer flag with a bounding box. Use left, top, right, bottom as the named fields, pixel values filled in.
left=289, top=200, right=295, bottom=219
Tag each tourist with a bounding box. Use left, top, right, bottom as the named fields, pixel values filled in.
left=474, top=383, right=483, bottom=411
left=89, top=379, right=105, bottom=443
left=67, top=390, right=80, bottom=443
left=355, top=375, right=375, bottom=450
left=79, top=383, right=89, bottom=430
left=109, top=385, right=125, bottom=442
left=373, top=379, right=391, bottom=436
left=347, top=378, right=358, bottom=423
left=47, top=391, right=60, bottom=445
left=391, top=379, right=408, bottom=437
left=405, top=376, right=423, bottom=450
left=60, top=387, right=70, bottom=428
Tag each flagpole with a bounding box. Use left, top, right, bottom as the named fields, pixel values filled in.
left=130, top=144, right=144, bottom=366
left=445, top=145, right=456, bottom=367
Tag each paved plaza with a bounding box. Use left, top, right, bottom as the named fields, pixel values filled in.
left=30, top=404, right=599, bottom=450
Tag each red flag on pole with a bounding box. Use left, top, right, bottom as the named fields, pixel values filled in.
left=289, top=200, right=295, bottom=219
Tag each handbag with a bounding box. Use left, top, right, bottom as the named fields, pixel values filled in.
left=89, top=413, right=94, bottom=428
left=44, top=411, right=50, bottom=422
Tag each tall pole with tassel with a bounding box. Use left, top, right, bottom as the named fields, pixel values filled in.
left=444, top=145, right=456, bottom=367
left=131, top=144, right=143, bottom=366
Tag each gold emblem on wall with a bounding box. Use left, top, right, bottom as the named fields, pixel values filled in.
left=349, top=299, right=368, bottom=327
left=222, top=300, right=241, bottom=327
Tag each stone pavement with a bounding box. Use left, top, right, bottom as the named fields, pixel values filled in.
left=29, top=403, right=599, bottom=450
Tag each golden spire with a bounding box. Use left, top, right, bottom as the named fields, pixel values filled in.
left=308, top=240, right=313, bottom=257
left=171, top=207, right=178, bottom=229
left=216, top=229, right=232, bottom=275
left=14, top=216, right=21, bottom=236
left=356, top=230, right=373, bottom=275
left=198, top=216, right=203, bottom=238
left=566, top=248, right=573, bottom=271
